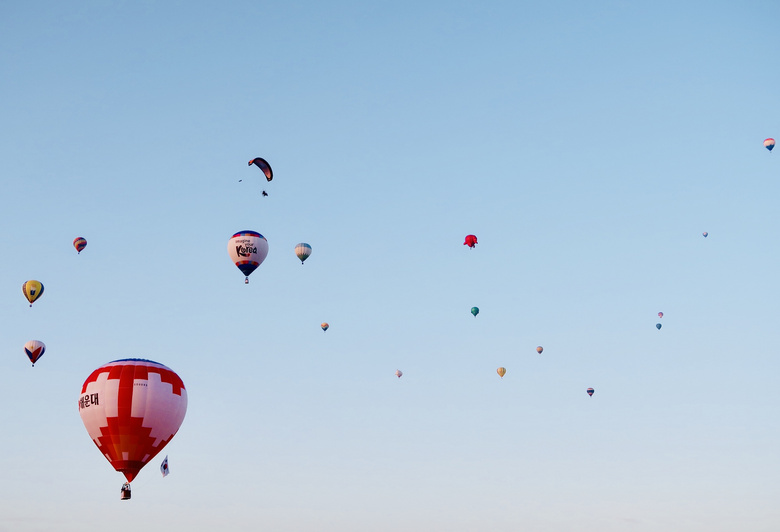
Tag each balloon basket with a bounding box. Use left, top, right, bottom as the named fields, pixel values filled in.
left=120, top=483, right=131, bottom=500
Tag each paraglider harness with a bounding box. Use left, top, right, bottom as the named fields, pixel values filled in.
left=120, top=482, right=131, bottom=500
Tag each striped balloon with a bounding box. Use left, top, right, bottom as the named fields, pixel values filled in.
left=73, top=237, right=87, bottom=254
left=78, top=359, right=187, bottom=484
left=295, top=243, right=312, bottom=264
left=764, top=138, right=775, bottom=152
left=587, top=387, right=594, bottom=397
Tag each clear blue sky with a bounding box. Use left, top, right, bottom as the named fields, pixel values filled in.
left=1, top=1, right=779, bottom=530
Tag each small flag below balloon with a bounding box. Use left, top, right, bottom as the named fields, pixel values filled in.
left=160, top=455, right=169, bottom=477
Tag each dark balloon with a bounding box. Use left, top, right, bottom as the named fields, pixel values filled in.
left=587, top=387, right=594, bottom=397
left=656, top=323, right=662, bottom=330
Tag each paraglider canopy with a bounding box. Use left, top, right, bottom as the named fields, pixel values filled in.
left=764, top=138, right=775, bottom=152
left=464, top=235, right=478, bottom=248
left=22, top=280, right=44, bottom=307
left=248, top=157, right=273, bottom=181
left=497, top=367, right=506, bottom=378
left=587, top=387, right=594, bottom=397
left=471, top=307, right=479, bottom=317
left=73, top=237, right=87, bottom=254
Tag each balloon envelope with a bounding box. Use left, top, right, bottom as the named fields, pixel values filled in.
left=22, top=280, right=44, bottom=306
left=658, top=312, right=663, bottom=318
left=587, top=387, right=594, bottom=397
left=395, top=369, right=403, bottom=378
left=702, top=232, right=708, bottom=238
left=464, top=235, right=478, bottom=248
left=764, top=138, right=775, bottom=151
left=536, top=346, right=543, bottom=354
left=78, top=359, right=187, bottom=483
left=248, top=157, right=273, bottom=181
left=656, top=323, right=662, bottom=330
left=295, top=243, right=312, bottom=264
left=228, top=231, right=269, bottom=282
left=73, top=237, right=87, bottom=253
left=497, top=367, right=506, bottom=378
left=471, top=307, right=479, bottom=317
left=24, top=340, right=45, bottom=366
left=321, top=322, right=329, bottom=332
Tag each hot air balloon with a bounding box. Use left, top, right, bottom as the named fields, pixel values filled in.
left=295, top=243, right=312, bottom=264
left=228, top=231, right=269, bottom=283
left=248, top=157, right=273, bottom=181
left=78, top=359, right=187, bottom=500
left=497, top=367, right=506, bottom=378
left=321, top=322, right=329, bottom=332
left=702, top=232, right=708, bottom=238
left=764, top=138, right=775, bottom=152
left=24, top=340, right=45, bottom=366
left=464, top=235, right=478, bottom=248
left=536, top=346, right=543, bottom=354
left=587, top=387, right=594, bottom=397
left=471, top=307, right=479, bottom=317
left=395, top=369, right=403, bottom=378
left=656, top=323, right=662, bottom=330
left=73, top=237, right=87, bottom=254
left=658, top=312, right=663, bottom=318
left=22, top=280, right=44, bottom=307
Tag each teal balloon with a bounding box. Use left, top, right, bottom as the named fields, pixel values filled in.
left=471, top=307, right=479, bottom=317
left=656, top=323, right=662, bottom=330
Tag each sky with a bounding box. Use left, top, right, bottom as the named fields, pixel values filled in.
left=1, top=1, right=779, bottom=530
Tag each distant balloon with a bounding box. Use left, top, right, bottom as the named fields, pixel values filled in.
left=658, top=312, right=663, bottom=318
left=702, top=232, right=708, bottom=238
left=536, top=346, right=543, bottom=354
left=471, top=307, right=479, bottom=317
left=464, top=235, right=478, bottom=248
left=764, top=138, right=775, bottom=152
left=22, top=280, right=44, bottom=307
left=295, top=243, right=312, bottom=264
left=656, top=323, right=662, bottom=330
left=248, top=157, right=273, bottom=181
left=228, top=231, right=269, bottom=284
left=79, top=359, right=187, bottom=496
left=497, top=367, right=506, bottom=378
left=587, top=387, right=594, bottom=397
left=24, top=340, right=45, bottom=367
left=395, top=369, right=403, bottom=379
left=73, top=237, right=87, bottom=254
left=321, top=322, right=329, bottom=332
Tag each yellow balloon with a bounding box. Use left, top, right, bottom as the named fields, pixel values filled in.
left=497, top=367, right=506, bottom=378
left=22, top=280, right=44, bottom=307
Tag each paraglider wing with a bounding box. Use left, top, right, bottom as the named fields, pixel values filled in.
left=78, top=359, right=187, bottom=484
left=764, top=138, right=775, bottom=152
left=248, top=157, right=273, bottom=181
left=22, top=280, right=44, bottom=307
left=24, top=340, right=46, bottom=366
left=228, top=231, right=269, bottom=283
left=497, top=367, right=506, bottom=378
left=295, top=243, right=312, bottom=264
left=73, top=237, right=87, bottom=254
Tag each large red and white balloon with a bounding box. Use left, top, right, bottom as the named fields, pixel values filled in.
left=78, top=359, right=187, bottom=484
